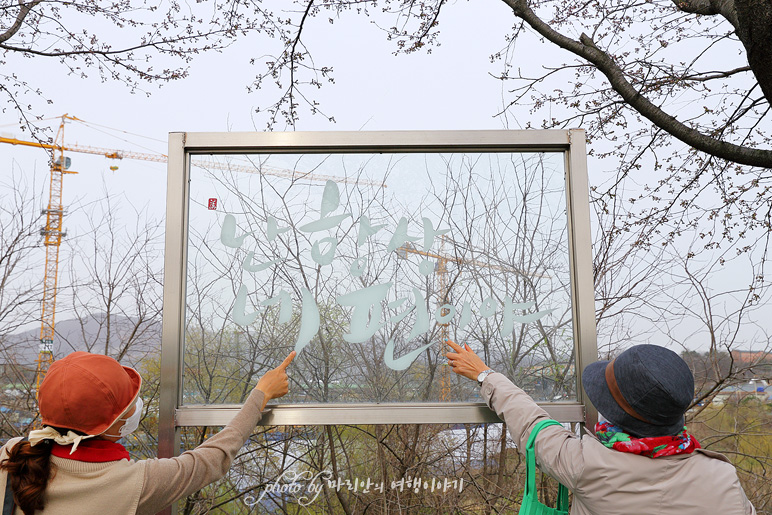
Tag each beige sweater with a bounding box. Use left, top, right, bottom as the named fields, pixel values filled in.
left=0, top=388, right=265, bottom=515
left=482, top=373, right=756, bottom=515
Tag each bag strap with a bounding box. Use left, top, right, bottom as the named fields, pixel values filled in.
left=524, top=419, right=570, bottom=511
left=2, top=469, right=13, bottom=515
left=2, top=437, right=27, bottom=515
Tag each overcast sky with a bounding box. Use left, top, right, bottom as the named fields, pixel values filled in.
left=1, top=1, right=531, bottom=222
left=2, top=1, right=768, bottom=354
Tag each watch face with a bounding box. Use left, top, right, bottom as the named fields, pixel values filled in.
left=478, top=369, right=495, bottom=384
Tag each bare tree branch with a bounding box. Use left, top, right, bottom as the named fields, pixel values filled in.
left=502, top=0, right=772, bottom=168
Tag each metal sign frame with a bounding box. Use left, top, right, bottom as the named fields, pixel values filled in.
left=158, top=129, right=597, bottom=459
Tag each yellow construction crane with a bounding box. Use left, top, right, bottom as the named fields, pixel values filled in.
left=0, top=114, right=384, bottom=415
left=1, top=118, right=386, bottom=185
left=398, top=237, right=536, bottom=401
left=33, top=117, right=73, bottom=405
left=397, top=237, right=464, bottom=402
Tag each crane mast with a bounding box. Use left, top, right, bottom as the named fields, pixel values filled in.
left=398, top=237, right=537, bottom=401
left=398, top=237, right=456, bottom=401
left=35, top=117, right=76, bottom=408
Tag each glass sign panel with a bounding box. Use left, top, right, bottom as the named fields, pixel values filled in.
left=182, top=151, right=574, bottom=405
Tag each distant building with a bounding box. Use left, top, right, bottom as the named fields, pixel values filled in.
left=731, top=350, right=772, bottom=365
left=711, top=379, right=772, bottom=406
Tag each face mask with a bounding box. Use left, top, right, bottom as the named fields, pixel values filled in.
left=105, top=397, right=143, bottom=438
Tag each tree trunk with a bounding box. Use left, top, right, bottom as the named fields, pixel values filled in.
left=733, top=0, right=772, bottom=103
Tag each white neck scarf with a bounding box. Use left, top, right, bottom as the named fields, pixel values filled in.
left=28, top=426, right=96, bottom=454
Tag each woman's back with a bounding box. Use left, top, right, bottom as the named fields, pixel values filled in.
left=25, top=450, right=144, bottom=515
left=481, top=372, right=755, bottom=515
left=539, top=429, right=756, bottom=515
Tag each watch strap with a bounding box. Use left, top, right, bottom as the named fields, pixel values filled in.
left=477, top=369, right=494, bottom=385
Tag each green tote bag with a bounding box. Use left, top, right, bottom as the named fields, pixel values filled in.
left=517, top=419, right=570, bottom=515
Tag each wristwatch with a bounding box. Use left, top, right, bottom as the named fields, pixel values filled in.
left=477, top=369, right=494, bottom=386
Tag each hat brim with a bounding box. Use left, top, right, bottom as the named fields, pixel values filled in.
left=96, top=365, right=142, bottom=436
left=582, top=360, right=684, bottom=437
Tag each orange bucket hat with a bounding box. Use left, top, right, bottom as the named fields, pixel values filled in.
left=38, top=351, right=142, bottom=436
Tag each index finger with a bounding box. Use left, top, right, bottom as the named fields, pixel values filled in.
left=278, top=351, right=296, bottom=370
left=444, top=339, right=463, bottom=352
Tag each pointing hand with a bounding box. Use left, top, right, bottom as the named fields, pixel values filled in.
left=445, top=340, right=489, bottom=381
left=256, top=351, right=296, bottom=409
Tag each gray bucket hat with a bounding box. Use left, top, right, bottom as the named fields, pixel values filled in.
left=581, top=344, right=694, bottom=437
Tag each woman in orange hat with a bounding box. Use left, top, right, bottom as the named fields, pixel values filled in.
left=0, top=350, right=295, bottom=515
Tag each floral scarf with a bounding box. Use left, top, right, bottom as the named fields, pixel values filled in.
left=594, top=421, right=700, bottom=458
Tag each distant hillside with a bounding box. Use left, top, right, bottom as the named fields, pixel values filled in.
left=0, top=313, right=161, bottom=368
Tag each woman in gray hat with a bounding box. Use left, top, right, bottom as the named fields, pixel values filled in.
left=445, top=341, right=756, bottom=515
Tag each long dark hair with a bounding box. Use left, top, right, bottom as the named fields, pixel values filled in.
left=1, top=437, right=54, bottom=515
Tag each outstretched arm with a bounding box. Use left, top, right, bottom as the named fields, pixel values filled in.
left=138, top=351, right=296, bottom=514
left=445, top=340, right=584, bottom=489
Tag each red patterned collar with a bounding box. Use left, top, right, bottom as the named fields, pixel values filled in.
left=51, top=439, right=130, bottom=462
left=594, top=421, right=700, bottom=458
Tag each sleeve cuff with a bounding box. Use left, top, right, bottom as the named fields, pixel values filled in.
left=480, top=372, right=499, bottom=409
